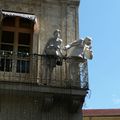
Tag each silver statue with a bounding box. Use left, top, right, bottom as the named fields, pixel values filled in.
left=64, top=37, right=93, bottom=60
left=42, top=29, right=63, bottom=85
left=44, top=29, right=63, bottom=57
left=63, top=37, right=93, bottom=86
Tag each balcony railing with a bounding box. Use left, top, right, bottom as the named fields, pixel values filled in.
left=0, top=51, right=89, bottom=89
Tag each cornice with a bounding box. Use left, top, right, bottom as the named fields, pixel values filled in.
left=60, top=0, right=80, bottom=6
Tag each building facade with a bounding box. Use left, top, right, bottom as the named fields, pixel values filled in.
left=0, top=0, right=89, bottom=120
left=83, top=109, right=120, bottom=120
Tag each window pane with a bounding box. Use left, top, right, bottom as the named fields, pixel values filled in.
left=18, top=46, right=30, bottom=53
left=1, top=15, right=33, bottom=74
left=2, top=31, right=14, bottom=43
left=2, top=16, right=15, bottom=26
left=1, top=44, right=13, bottom=51
left=19, top=33, right=30, bottom=45
left=17, top=60, right=30, bottom=73
left=0, top=59, right=12, bottom=72
left=19, top=18, right=33, bottom=28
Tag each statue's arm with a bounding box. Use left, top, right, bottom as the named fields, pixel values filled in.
left=64, top=39, right=82, bottom=50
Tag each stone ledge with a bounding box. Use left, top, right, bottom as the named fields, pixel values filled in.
left=0, top=82, right=88, bottom=96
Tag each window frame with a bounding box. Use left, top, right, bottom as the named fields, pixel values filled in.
left=0, top=14, right=34, bottom=74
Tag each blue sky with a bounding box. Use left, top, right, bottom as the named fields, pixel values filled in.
left=79, top=0, right=120, bottom=109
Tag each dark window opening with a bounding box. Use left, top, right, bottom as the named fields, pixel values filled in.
left=18, top=33, right=30, bottom=45
left=19, top=17, right=33, bottom=28
left=0, top=58, right=12, bottom=72
left=18, top=46, right=30, bottom=54
left=1, top=31, right=14, bottom=43
left=17, top=60, right=30, bottom=73
left=0, top=14, right=34, bottom=73
left=1, top=45, right=13, bottom=51
left=2, top=16, right=15, bottom=27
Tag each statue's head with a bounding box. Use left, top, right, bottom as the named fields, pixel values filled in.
left=83, top=37, right=93, bottom=60
left=83, top=37, right=92, bottom=46
left=53, top=29, right=61, bottom=38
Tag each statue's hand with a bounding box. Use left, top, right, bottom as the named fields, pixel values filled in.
left=63, top=45, right=71, bottom=51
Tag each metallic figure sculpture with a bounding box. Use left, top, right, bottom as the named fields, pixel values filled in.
left=44, top=29, right=63, bottom=57
left=64, top=37, right=93, bottom=60
left=43, top=29, right=63, bottom=84
left=63, top=37, right=93, bottom=87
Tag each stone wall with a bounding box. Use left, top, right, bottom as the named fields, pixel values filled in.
left=0, top=0, right=80, bottom=54
left=0, top=1, right=84, bottom=120
left=0, top=93, right=83, bottom=120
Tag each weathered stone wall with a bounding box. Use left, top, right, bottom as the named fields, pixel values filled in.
left=0, top=0, right=80, bottom=54
left=0, top=1, right=84, bottom=120
left=0, top=0, right=81, bottom=87
left=39, top=0, right=80, bottom=54
left=0, top=93, right=83, bottom=120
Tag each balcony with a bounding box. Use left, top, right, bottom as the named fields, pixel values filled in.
left=0, top=50, right=89, bottom=90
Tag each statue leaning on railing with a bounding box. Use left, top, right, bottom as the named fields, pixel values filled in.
left=42, top=29, right=63, bottom=84
left=44, top=29, right=63, bottom=58
left=42, top=29, right=93, bottom=86
left=63, top=37, right=93, bottom=88
left=63, top=37, right=93, bottom=60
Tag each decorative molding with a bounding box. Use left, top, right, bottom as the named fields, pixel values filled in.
left=67, top=96, right=85, bottom=113
left=60, top=0, right=80, bottom=6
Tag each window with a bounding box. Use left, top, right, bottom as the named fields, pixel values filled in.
left=0, top=12, right=34, bottom=73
